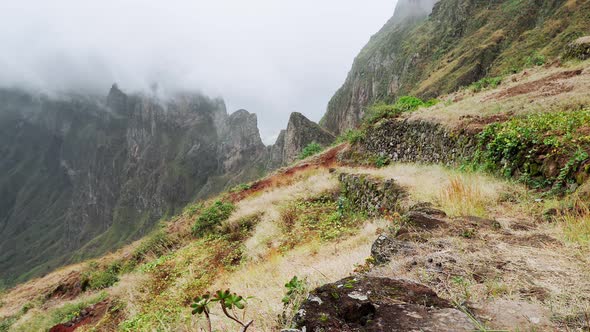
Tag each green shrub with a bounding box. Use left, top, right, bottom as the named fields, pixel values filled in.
left=475, top=109, right=590, bottom=190
left=82, top=262, right=121, bottom=290
left=183, top=203, right=203, bottom=217
left=525, top=52, right=546, bottom=67
left=374, top=155, right=390, bottom=168
left=229, top=183, right=251, bottom=193
left=336, top=129, right=366, bottom=145
left=468, top=76, right=502, bottom=92
left=190, top=289, right=253, bottom=332
left=299, top=142, right=323, bottom=159
left=192, top=201, right=235, bottom=236
left=133, top=230, right=174, bottom=261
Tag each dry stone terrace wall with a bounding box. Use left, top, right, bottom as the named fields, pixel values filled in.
left=339, top=173, right=406, bottom=217
left=363, top=118, right=478, bottom=165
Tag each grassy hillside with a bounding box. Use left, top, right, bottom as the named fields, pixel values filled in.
left=322, top=0, right=590, bottom=134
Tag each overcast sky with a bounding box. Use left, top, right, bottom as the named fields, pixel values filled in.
left=0, top=0, right=398, bottom=144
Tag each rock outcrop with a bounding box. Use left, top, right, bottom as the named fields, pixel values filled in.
left=0, top=86, right=270, bottom=285
left=564, top=36, right=590, bottom=60
left=271, top=112, right=335, bottom=166
left=295, top=276, right=476, bottom=331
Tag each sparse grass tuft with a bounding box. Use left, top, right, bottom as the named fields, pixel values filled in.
left=559, top=197, right=590, bottom=246
left=438, top=176, right=489, bottom=217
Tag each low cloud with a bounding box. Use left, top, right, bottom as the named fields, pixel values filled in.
left=1, top=0, right=398, bottom=144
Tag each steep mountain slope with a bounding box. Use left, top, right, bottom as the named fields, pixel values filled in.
left=322, top=0, right=590, bottom=134
left=0, top=85, right=270, bottom=286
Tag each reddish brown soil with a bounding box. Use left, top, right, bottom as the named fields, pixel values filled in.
left=49, top=300, right=110, bottom=332
left=227, top=144, right=347, bottom=203
left=459, top=112, right=514, bottom=133
left=45, top=272, right=85, bottom=301
left=487, top=69, right=582, bottom=100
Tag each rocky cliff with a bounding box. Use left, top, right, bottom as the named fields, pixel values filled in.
left=268, top=112, right=335, bottom=167
left=0, top=85, right=269, bottom=285
left=321, top=0, right=590, bottom=134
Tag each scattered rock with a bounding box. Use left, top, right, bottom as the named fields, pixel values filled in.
left=455, top=216, right=502, bottom=231
left=295, top=276, right=476, bottom=331
left=406, top=210, right=447, bottom=230
left=409, top=202, right=447, bottom=217
left=371, top=234, right=415, bottom=264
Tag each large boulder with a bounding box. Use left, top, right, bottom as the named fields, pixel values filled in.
left=563, top=36, right=590, bottom=60
left=295, top=276, right=476, bottom=331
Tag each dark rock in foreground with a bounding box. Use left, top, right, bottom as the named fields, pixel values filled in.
left=295, top=276, right=475, bottom=331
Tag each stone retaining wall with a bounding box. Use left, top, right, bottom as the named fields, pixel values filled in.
left=363, top=118, right=478, bottom=165
left=339, top=173, right=406, bottom=217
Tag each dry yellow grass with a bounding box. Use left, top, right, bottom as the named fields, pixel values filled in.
left=439, top=176, right=489, bottom=217
left=226, top=168, right=339, bottom=260
left=407, top=59, right=590, bottom=127
left=340, top=163, right=508, bottom=217
left=201, top=219, right=386, bottom=332
left=558, top=197, right=590, bottom=247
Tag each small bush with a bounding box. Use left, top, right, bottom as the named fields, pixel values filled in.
left=299, top=142, right=323, bottom=159
left=374, top=155, right=390, bottom=168
left=525, top=52, right=546, bottom=67
left=229, top=183, right=251, bottom=193
left=82, top=262, right=120, bottom=290
left=192, top=201, right=235, bottom=236
left=468, top=76, right=502, bottom=92
left=279, top=276, right=309, bottom=329
left=190, top=289, right=253, bottom=332
left=184, top=203, right=203, bottom=217
left=336, top=129, right=366, bottom=145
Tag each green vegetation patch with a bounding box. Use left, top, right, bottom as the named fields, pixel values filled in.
left=82, top=262, right=121, bottom=291
left=7, top=292, right=107, bottom=332
left=192, top=201, right=235, bottom=236
left=468, top=76, right=503, bottom=92
left=279, top=193, right=365, bottom=248
left=474, top=109, right=590, bottom=191
left=299, top=142, right=324, bottom=160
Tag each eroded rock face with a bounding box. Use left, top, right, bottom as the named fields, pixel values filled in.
left=274, top=112, right=335, bottom=165
left=295, top=276, right=476, bottom=332
left=0, top=86, right=271, bottom=285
